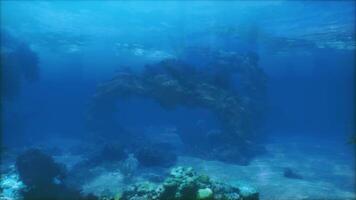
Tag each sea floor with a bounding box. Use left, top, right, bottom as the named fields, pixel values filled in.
left=1, top=136, right=355, bottom=200
left=177, top=137, right=356, bottom=200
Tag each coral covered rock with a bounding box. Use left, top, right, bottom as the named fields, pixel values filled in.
left=121, top=181, right=160, bottom=200
left=121, top=166, right=259, bottom=200
left=197, top=188, right=213, bottom=200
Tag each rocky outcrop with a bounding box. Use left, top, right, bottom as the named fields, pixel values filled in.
left=121, top=166, right=259, bottom=200
left=88, top=51, right=267, bottom=164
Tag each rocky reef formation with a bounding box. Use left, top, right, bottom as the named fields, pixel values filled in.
left=121, top=166, right=259, bottom=200
left=15, top=149, right=98, bottom=200
left=88, top=51, right=267, bottom=165
left=16, top=149, right=67, bottom=189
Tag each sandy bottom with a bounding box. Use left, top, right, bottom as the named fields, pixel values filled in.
left=177, top=137, right=355, bottom=200
left=1, top=136, right=355, bottom=200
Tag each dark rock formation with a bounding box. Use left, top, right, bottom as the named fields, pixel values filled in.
left=15, top=149, right=98, bottom=200
left=283, top=167, right=303, bottom=180
left=90, top=142, right=127, bottom=165
left=16, top=149, right=66, bottom=189
left=88, top=50, right=267, bottom=164
left=1, top=30, right=39, bottom=101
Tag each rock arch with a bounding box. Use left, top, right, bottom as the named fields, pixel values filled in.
left=87, top=53, right=266, bottom=164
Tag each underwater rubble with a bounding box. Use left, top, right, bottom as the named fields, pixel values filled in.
left=121, top=166, right=258, bottom=200
left=88, top=51, right=267, bottom=165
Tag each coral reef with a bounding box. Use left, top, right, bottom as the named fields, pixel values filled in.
left=121, top=166, right=259, bottom=200
left=197, top=188, right=213, bottom=200
left=88, top=51, right=267, bottom=164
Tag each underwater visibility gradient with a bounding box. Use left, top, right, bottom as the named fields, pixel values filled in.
left=0, top=1, right=355, bottom=200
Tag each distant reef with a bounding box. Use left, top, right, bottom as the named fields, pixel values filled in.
left=88, top=50, right=267, bottom=165
left=1, top=30, right=40, bottom=101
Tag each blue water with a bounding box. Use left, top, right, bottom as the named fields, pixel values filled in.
left=1, top=1, right=355, bottom=200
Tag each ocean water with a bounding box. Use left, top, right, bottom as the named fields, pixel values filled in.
left=0, top=1, right=355, bottom=200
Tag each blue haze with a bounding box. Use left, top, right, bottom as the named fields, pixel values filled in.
left=0, top=1, right=355, bottom=198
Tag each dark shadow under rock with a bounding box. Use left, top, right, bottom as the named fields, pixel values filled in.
left=135, top=144, right=177, bottom=168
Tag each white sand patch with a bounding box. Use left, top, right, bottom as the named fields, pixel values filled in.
left=81, top=170, right=124, bottom=197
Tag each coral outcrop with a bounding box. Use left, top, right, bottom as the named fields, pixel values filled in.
left=88, top=51, right=267, bottom=164
left=121, top=166, right=259, bottom=200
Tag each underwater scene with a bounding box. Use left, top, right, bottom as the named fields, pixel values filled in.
left=0, top=1, right=355, bottom=200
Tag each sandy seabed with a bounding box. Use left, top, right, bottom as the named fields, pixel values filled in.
left=1, top=136, right=355, bottom=200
